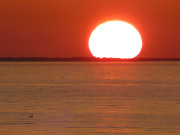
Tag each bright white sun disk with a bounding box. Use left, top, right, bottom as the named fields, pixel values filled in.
left=89, top=21, right=142, bottom=59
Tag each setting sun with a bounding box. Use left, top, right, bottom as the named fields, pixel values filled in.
left=89, top=21, right=142, bottom=59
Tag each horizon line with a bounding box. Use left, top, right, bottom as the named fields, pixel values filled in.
left=0, top=57, right=180, bottom=62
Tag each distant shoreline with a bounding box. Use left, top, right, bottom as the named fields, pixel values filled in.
left=0, top=57, right=180, bottom=62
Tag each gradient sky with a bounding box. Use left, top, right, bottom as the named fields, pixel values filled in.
left=0, top=0, right=180, bottom=58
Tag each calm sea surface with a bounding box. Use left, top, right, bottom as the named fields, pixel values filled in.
left=0, top=62, right=180, bottom=135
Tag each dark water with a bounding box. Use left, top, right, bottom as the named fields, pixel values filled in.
left=0, top=62, right=180, bottom=135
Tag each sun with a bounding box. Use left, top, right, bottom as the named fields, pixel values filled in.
left=89, top=21, right=142, bottom=59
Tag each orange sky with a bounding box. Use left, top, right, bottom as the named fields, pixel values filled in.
left=0, top=0, right=180, bottom=58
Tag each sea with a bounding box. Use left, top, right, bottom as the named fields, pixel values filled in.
left=0, top=62, right=180, bottom=135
